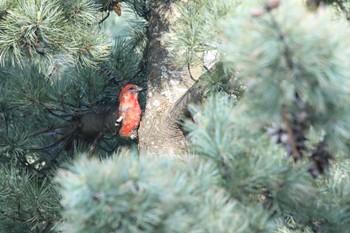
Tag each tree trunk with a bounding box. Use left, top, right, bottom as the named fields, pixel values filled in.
left=137, top=3, right=195, bottom=156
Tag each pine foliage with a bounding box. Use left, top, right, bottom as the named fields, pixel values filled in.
left=0, top=1, right=147, bottom=232
left=219, top=1, right=350, bottom=153
left=57, top=152, right=276, bottom=233
left=0, top=1, right=147, bottom=174
left=2, top=0, right=350, bottom=233
left=0, top=0, right=111, bottom=71
left=57, top=94, right=350, bottom=233
left=0, top=166, right=60, bottom=232
left=163, top=0, right=238, bottom=68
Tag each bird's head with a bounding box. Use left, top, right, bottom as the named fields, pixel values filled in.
left=119, top=84, right=143, bottom=100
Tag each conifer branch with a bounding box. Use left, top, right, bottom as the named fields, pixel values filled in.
left=281, top=106, right=301, bottom=161
left=29, top=124, right=71, bottom=137
left=268, top=12, right=295, bottom=72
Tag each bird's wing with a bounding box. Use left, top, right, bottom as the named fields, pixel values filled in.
left=115, top=111, right=125, bottom=128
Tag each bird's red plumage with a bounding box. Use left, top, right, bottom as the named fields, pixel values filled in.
left=116, top=84, right=142, bottom=139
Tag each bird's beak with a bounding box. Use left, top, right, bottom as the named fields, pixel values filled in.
left=135, top=86, right=143, bottom=92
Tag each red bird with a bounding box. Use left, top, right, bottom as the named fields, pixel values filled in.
left=115, top=84, right=143, bottom=140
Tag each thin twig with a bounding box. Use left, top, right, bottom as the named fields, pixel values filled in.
left=281, top=106, right=301, bottom=161
left=130, top=68, right=143, bottom=83
left=27, top=125, right=79, bottom=155
left=29, top=124, right=71, bottom=137
left=268, top=13, right=294, bottom=71
left=203, top=65, right=211, bottom=73
left=187, top=63, right=196, bottom=81
left=24, top=95, right=68, bottom=119
left=99, top=11, right=110, bottom=24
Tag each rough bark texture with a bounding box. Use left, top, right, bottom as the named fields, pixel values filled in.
left=137, top=3, right=195, bottom=156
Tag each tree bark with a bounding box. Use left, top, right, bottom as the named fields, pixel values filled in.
left=137, top=2, right=195, bottom=156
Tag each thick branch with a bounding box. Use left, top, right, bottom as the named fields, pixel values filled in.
left=78, top=106, right=118, bottom=138
left=28, top=106, right=119, bottom=166
left=166, top=62, right=229, bottom=128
